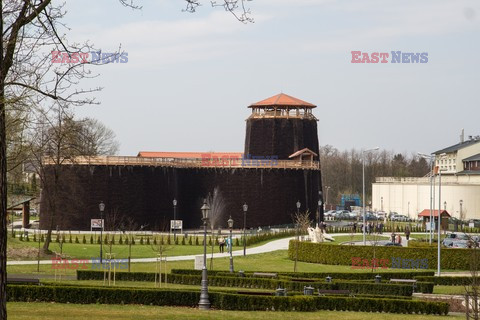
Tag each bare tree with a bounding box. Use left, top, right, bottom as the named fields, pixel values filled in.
left=293, top=210, right=312, bottom=272
left=0, top=1, right=254, bottom=317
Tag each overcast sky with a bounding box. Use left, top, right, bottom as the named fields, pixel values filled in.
left=60, top=0, right=480, bottom=156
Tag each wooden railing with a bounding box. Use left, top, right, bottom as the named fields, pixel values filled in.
left=43, top=156, right=320, bottom=170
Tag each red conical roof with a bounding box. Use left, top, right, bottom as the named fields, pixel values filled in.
left=249, top=93, right=316, bottom=108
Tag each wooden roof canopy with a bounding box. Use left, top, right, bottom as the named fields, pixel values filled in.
left=248, top=93, right=318, bottom=120
left=249, top=93, right=316, bottom=109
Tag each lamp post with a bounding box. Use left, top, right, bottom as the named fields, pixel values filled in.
left=444, top=201, right=447, bottom=211
left=199, top=199, right=211, bottom=310
left=295, top=201, right=301, bottom=272
left=381, top=196, right=383, bottom=211
left=318, top=200, right=323, bottom=226
left=173, top=199, right=177, bottom=241
left=242, top=203, right=248, bottom=256
left=460, top=200, right=463, bottom=231
left=437, top=155, right=446, bottom=277
left=418, top=153, right=435, bottom=244
left=318, top=190, right=323, bottom=226
left=363, top=147, right=379, bottom=245
left=99, top=201, right=105, bottom=264
left=228, top=216, right=234, bottom=273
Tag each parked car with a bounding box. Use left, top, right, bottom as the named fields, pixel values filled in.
left=391, top=214, right=408, bottom=222
left=324, top=210, right=336, bottom=217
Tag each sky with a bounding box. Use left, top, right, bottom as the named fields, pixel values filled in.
left=59, top=0, right=480, bottom=156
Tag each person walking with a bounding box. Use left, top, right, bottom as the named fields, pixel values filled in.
left=218, top=236, right=225, bottom=253
left=405, top=226, right=411, bottom=241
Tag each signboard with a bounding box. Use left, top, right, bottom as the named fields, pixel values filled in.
left=90, top=219, right=104, bottom=231
left=426, top=221, right=436, bottom=231
left=170, top=220, right=183, bottom=231
left=194, top=255, right=204, bottom=270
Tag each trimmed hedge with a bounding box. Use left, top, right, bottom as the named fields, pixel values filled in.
left=7, top=284, right=448, bottom=314
left=288, top=240, right=476, bottom=270
left=172, top=269, right=434, bottom=280
left=414, top=276, right=476, bottom=286
left=77, top=270, right=418, bottom=296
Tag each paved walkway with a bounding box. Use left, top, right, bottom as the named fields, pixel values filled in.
left=7, top=236, right=295, bottom=266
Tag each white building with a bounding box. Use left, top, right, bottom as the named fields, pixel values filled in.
left=372, top=136, right=480, bottom=220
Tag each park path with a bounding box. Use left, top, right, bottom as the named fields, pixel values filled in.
left=4, top=231, right=440, bottom=266
left=6, top=236, right=296, bottom=266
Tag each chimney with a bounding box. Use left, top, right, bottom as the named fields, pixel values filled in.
left=460, top=129, right=464, bottom=143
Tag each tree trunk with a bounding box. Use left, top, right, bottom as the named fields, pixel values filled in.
left=0, top=89, right=8, bottom=320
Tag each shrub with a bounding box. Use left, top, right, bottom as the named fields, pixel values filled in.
left=181, top=237, right=186, bottom=245
left=195, top=237, right=199, bottom=246
left=171, top=269, right=434, bottom=280
left=6, top=284, right=448, bottom=315
left=97, top=236, right=101, bottom=244
left=167, top=237, right=171, bottom=245
left=119, top=236, right=123, bottom=245
left=288, top=240, right=476, bottom=270
left=146, top=237, right=150, bottom=245
left=77, top=271, right=417, bottom=296
left=235, top=238, right=240, bottom=246
left=414, top=276, right=474, bottom=286
left=75, top=236, right=79, bottom=244
left=189, top=237, right=193, bottom=245
left=82, top=235, right=87, bottom=244
left=140, top=237, right=144, bottom=245
left=90, top=235, right=94, bottom=244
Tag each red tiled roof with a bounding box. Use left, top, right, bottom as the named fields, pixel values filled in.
left=418, top=209, right=450, bottom=217
left=137, top=151, right=242, bottom=158
left=249, top=93, right=316, bottom=108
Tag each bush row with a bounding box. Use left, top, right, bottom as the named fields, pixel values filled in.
left=77, top=270, right=421, bottom=295
left=171, top=269, right=434, bottom=280
left=414, top=276, right=477, bottom=286
left=6, top=284, right=448, bottom=315
left=288, top=240, right=476, bottom=270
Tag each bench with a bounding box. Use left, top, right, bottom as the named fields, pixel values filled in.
left=252, top=272, right=277, bottom=278
left=237, top=291, right=273, bottom=296
left=318, top=289, right=351, bottom=296
left=7, top=277, right=40, bottom=285
left=390, top=279, right=417, bottom=291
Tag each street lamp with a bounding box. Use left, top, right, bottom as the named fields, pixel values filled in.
left=460, top=200, right=464, bottom=231
left=363, top=147, right=379, bottom=245
left=318, top=190, right=323, bottom=226
left=228, top=216, right=234, bottom=273
left=173, top=199, right=177, bottom=241
left=199, top=199, right=211, bottom=310
left=99, top=201, right=105, bottom=264
left=318, top=200, right=323, bottom=226
left=418, top=152, right=435, bottom=244
left=242, top=203, right=248, bottom=256
left=444, top=201, right=447, bottom=211
left=437, top=154, right=447, bottom=277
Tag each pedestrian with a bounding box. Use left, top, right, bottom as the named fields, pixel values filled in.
left=391, top=232, right=396, bottom=244
left=405, top=226, right=410, bottom=241
left=218, top=236, right=225, bottom=253
left=353, top=222, right=357, bottom=233
left=225, top=236, right=232, bottom=253
left=396, top=234, right=402, bottom=245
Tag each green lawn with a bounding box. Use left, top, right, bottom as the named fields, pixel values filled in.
left=7, top=250, right=435, bottom=276
left=6, top=303, right=463, bottom=320
left=7, top=234, right=274, bottom=260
